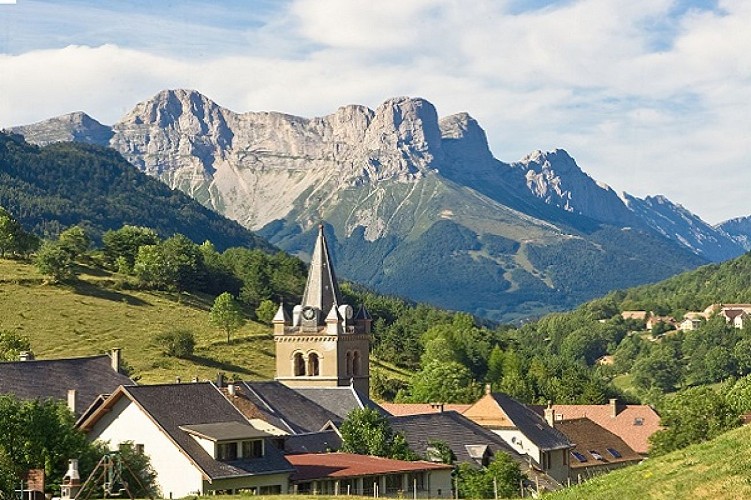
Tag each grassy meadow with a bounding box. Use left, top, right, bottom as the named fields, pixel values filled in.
left=0, top=259, right=276, bottom=383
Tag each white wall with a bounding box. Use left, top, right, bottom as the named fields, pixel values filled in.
left=87, top=397, right=205, bottom=498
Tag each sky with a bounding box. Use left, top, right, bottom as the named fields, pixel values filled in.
left=0, top=0, right=748, bottom=224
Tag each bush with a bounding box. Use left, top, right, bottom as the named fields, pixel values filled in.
left=155, top=329, right=195, bottom=358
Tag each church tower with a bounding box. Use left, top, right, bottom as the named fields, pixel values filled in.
left=274, top=224, right=372, bottom=395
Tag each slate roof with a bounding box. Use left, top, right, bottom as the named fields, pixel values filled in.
left=0, top=354, right=134, bottom=417
left=527, top=402, right=661, bottom=454
left=388, top=411, right=527, bottom=467
left=293, top=386, right=386, bottom=420
left=301, top=224, right=342, bottom=321
left=286, top=453, right=452, bottom=482
left=284, top=430, right=343, bottom=455
left=554, top=418, right=642, bottom=469
left=181, top=421, right=272, bottom=441
left=488, top=393, right=572, bottom=451
left=241, top=381, right=343, bottom=434
left=83, top=383, right=294, bottom=480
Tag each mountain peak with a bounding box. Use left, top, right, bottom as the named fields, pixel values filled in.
left=9, top=111, right=112, bottom=146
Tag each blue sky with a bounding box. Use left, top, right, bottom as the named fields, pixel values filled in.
left=0, top=0, right=748, bottom=223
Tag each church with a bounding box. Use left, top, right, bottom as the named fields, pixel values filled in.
left=273, top=224, right=372, bottom=395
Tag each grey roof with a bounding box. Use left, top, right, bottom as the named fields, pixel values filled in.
left=120, top=383, right=294, bottom=480
left=293, top=386, right=387, bottom=420
left=301, top=224, right=343, bottom=321
left=284, top=430, right=343, bottom=454
left=0, top=354, right=134, bottom=417
left=490, top=393, right=572, bottom=451
left=389, top=411, right=528, bottom=468
left=242, top=381, right=343, bottom=434
left=181, top=421, right=273, bottom=441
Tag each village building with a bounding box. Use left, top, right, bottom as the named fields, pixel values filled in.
left=79, top=383, right=295, bottom=497
left=527, top=399, right=660, bottom=455
left=551, top=416, right=642, bottom=482
left=0, top=349, right=133, bottom=420
left=461, top=389, right=573, bottom=484
left=286, top=453, right=452, bottom=497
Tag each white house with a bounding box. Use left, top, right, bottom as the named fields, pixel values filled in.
left=79, top=383, right=294, bottom=498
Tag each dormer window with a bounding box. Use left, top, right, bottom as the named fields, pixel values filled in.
left=217, top=442, right=238, bottom=461
left=243, top=440, right=263, bottom=458
left=180, top=422, right=271, bottom=462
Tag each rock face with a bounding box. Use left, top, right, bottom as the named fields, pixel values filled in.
left=718, top=216, right=751, bottom=251
left=621, top=194, right=744, bottom=261
left=10, top=112, right=113, bottom=146
left=11, top=90, right=727, bottom=321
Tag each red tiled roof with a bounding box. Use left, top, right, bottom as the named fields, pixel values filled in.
left=528, top=403, right=661, bottom=455
left=286, top=453, right=452, bottom=482
left=380, top=403, right=472, bottom=416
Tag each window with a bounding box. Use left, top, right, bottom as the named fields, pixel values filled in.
left=589, top=450, right=604, bottom=461
left=294, top=352, right=305, bottom=376
left=135, top=444, right=144, bottom=455
left=242, top=440, right=263, bottom=458
left=607, top=447, right=622, bottom=458
left=346, top=351, right=353, bottom=376
left=352, top=351, right=361, bottom=376
left=217, top=442, right=238, bottom=461
left=541, top=452, right=550, bottom=470
left=307, top=352, right=320, bottom=376
left=571, top=451, right=587, bottom=463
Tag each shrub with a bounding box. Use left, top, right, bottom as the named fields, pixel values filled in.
left=155, top=329, right=196, bottom=358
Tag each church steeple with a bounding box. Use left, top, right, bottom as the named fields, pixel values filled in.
left=301, top=224, right=342, bottom=322
left=273, top=223, right=371, bottom=395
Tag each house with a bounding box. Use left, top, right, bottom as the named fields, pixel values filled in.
left=462, top=390, right=573, bottom=484
left=0, top=349, right=133, bottom=420
left=527, top=399, right=660, bottom=455
left=79, top=383, right=294, bottom=497
left=676, top=313, right=703, bottom=332
left=552, top=417, right=642, bottom=482
left=286, top=453, right=453, bottom=497
left=721, top=309, right=749, bottom=329
left=645, top=315, right=676, bottom=332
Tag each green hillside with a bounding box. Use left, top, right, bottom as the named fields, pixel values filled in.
left=549, top=424, right=751, bottom=500
left=0, top=132, right=273, bottom=251
left=0, top=259, right=276, bottom=383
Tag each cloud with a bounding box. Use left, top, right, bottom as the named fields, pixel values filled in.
left=0, top=0, right=748, bottom=223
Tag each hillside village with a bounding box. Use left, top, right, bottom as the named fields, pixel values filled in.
left=0, top=225, right=691, bottom=499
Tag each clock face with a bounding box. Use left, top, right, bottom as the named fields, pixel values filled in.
left=302, top=307, right=316, bottom=320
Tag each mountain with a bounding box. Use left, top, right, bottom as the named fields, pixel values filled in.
left=0, top=132, right=273, bottom=251
left=10, top=90, right=716, bottom=321
left=717, top=216, right=751, bottom=251
left=621, top=194, right=745, bottom=261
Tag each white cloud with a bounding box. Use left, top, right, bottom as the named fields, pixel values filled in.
left=0, top=0, right=748, bottom=223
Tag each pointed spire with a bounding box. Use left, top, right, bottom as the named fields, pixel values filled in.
left=301, top=224, right=343, bottom=322
left=273, top=303, right=290, bottom=324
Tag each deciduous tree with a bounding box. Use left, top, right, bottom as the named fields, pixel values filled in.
left=209, top=292, right=245, bottom=344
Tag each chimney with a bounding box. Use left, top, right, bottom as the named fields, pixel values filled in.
left=610, top=398, right=622, bottom=418
left=110, top=348, right=121, bottom=373
left=67, top=389, right=77, bottom=414
left=227, top=383, right=236, bottom=396
left=430, top=403, right=444, bottom=413
left=18, top=351, right=34, bottom=361
left=61, top=459, right=81, bottom=499
left=544, top=401, right=555, bottom=428
left=176, top=377, right=181, bottom=384
left=216, top=372, right=225, bottom=388
left=485, top=383, right=492, bottom=396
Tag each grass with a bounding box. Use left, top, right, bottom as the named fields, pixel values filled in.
left=0, top=259, right=276, bottom=383
left=548, top=424, right=751, bottom=500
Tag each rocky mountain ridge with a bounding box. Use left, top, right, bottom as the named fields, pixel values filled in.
left=9, top=89, right=736, bottom=320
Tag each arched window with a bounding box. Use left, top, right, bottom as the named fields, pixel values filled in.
left=345, top=351, right=353, bottom=376
left=307, top=352, right=320, bottom=376
left=293, top=352, right=305, bottom=376
left=352, top=351, right=361, bottom=376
